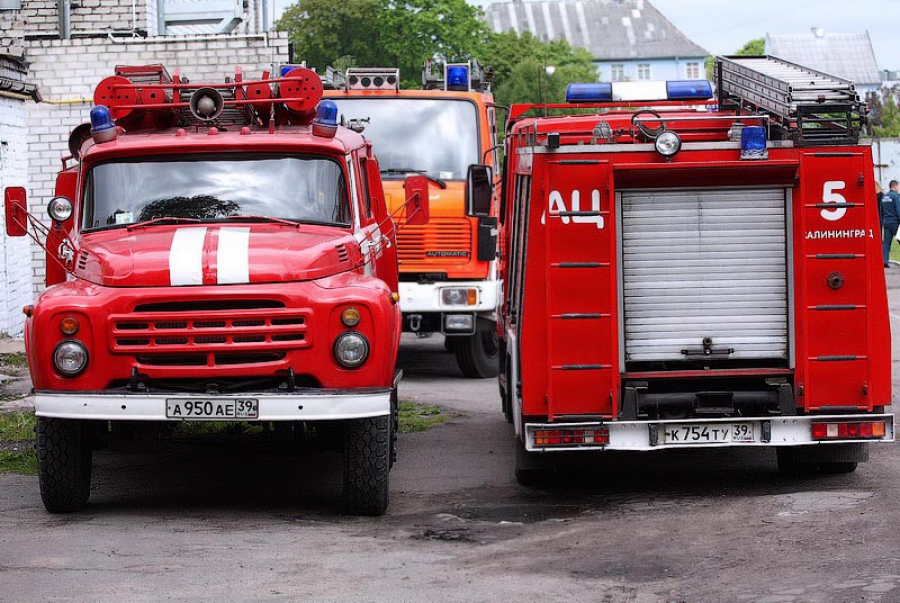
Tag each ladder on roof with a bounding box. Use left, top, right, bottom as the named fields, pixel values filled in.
left=715, top=55, right=868, bottom=146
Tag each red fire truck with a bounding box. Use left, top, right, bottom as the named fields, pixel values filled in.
left=476, top=56, right=894, bottom=482
left=324, top=61, right=502, bottom=378
left=4, top=64, right=428, bottom=515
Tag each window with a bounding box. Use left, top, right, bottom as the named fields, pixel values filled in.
left=637, top=64, right=651, bottom=81
left=611, top=64, right=625, bottom=82
left=507, top=174, right=532, bottom=322
left=686, top=62, right=701, bottom=79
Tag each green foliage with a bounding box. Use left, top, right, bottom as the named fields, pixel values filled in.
left=0, top=450, right=38, bottom=475
left=277, top=0, right=487, bottom=85
left=735, top=38, right=765, bottom=56
left=398, top=401, right=449, bottom=432
left=0, top=411, right=35, bottom=443
left=0, top=352, right=28, bottom=371
left=874, top=94, right=900, bottom=137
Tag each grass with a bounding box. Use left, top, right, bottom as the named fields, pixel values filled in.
left=0, top=352, right=28, bottom=371
left=0, top=411, right=37, bottom=475
left=398, top=401, right=451, bottom=433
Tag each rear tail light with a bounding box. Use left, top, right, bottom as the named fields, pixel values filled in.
left=534, top=427, right=610, bottom=447
left=811, top=421, right=886, bottom=441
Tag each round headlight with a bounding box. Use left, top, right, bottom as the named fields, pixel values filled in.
left=333, top=332, right=369, bottom=369
left=655, top=131, right=682, bottom=157
left=53, top=340, right=88, bottom=376
left=341, top=307, right=361, bottom=327
left=47, top=196, right=74, bottom=222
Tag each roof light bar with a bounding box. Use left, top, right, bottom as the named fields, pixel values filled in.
left=566, top=80, right=714, bottom=103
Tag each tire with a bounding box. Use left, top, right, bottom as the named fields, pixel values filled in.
left=36, top=417, right=92, bottom=513
left=818, top=461, right=858, bottom=474
left=342, top=415, right=390, bottom=516
left=776, top=448, right=804, bottom=479
left=454, top=330, right=500, bottom=379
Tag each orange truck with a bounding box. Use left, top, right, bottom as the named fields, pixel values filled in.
left=324, top=61, right=502, bottom=378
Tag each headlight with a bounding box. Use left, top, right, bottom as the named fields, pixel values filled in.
left=340, top=307, right=361, bottom=327
left=47, top=196, right=74, bottom=222
left=333, top=332, right=369, bottom=369
left=441, top=287, right=477, bottom=307
left=654, top=131, right=682, bottom=157
left=53, top=340, right=88, bottom=376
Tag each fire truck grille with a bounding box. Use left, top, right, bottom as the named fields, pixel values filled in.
left=108, top=300, right=310, bottom=363
left=397, top=219, right=472, bottom=263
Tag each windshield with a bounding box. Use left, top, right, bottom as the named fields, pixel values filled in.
left=81, top=155, right=350, bottom=231
left=331, top=98, right=479, bottom=181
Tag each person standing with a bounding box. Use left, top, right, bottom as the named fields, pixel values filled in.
left=876, top=181, right=884, bottom=229
left=882, top=180, right=900, bottom=267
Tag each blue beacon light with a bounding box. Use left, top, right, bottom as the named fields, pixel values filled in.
left=313, top=100, right=339, bottom=138
left=89, top=105, right=117, bottom=143
left=446, top=65, right=470, bottom=91
left=740, top=125, right=768, bottom=160
left=565, top=83, right=613, bottom=103
left=666, top=80, right=713, bottom=101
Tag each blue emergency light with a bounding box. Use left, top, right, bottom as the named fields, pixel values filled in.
left=89, top=105, right=117, bottom=143
left=446, top=65, right=470, bottom=91
left=565, top=83, right=613, bottom=102
left=740, top=125, right=768, bottom=160
left=666, top=80, right=713, bottom=101
left=280, top=64, right=305, bottom=77
left=313, top=99, right=339, bottom=138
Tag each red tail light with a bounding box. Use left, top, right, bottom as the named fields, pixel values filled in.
left=534, top=427, right=610, bottom=447
left=811, top=421, right=886, bottom=441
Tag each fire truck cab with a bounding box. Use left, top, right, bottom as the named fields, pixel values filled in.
left=324, top=61, right=502, bottom=378
left=489, top=56, right=894, bottom=483
left=4, top=64, right=428, bottom=515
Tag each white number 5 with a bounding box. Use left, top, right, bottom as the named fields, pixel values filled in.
left=821, top=181, right=847, bottom=221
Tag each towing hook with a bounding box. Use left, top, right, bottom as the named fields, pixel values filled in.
left=408, top=314, right=422, bottom=332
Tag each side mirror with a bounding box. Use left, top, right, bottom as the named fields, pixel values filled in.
left=466, top=164, right=493, bottom=218
left=5, top=187, right=28, bottom=237
left=403, top=175, right=430, bottom=226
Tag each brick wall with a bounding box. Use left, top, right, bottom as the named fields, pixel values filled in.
left=23, top=31, right=289, bottom=297
left=0, top=7, right=25, bottom=57
left=18, top=0, right=149, bottom=37
left=0, top=98, right=33, bottom=336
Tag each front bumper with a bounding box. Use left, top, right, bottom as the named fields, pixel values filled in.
left=398, top=279, right=499, bottom=314
left=35, top=388, right=392, bottom=422
left=525, top=414, right=895, bottom=452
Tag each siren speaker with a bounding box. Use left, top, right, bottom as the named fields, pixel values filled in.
left=189, top=87, right=224, bottom=121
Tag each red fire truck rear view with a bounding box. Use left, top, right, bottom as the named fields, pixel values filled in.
left=479, top=55, right=894, bottom=483
left=4, top=64, right=429, bottom=515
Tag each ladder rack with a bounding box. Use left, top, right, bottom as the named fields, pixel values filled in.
left=715, top=55, right=867, bottom=146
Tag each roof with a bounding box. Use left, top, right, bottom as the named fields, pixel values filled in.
left=484, top=0, right=707, bottom=61
left=766, top=30, right=882, bottom=86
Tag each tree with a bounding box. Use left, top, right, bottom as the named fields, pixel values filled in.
left=735, top=38, right=765, bottom=56
left=277, top=0, right=488, bottom=85
left=874, top=93, right=900, bottom=137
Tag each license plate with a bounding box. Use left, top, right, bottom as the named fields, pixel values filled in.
left=664, top=422, right=755, bottom=445
left=165, top=398, right=259, bottom=420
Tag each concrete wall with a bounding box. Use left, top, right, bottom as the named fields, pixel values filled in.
left=23, top=31, right=288, bottom=296
left=872, top=138, right=900, bottom=186
left=0, top=97, right=33, bottom=336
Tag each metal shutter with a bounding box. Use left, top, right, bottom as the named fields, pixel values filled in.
left=620, top=188, right=789, bottom=363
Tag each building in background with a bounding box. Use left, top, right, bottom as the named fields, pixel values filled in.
left=766, top=28, right=882, bottom=96
left=484, top=0, right=708, bottom=82
left=0, top=0, right=288, bottom=336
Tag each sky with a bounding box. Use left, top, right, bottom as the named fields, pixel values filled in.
left=270, top=0, right=900, bottom=70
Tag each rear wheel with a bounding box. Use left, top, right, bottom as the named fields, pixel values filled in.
left=818, top=461, right=858, bottom=474
left=515, top=439, right=555, bottom=487
left=454, top=330, right=500, bottom=379
left=342, top=415, right=390, bottom=516
left=37, top=418, right=92, bottom=513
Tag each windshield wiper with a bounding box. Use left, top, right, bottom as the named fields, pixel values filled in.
left=222, top=215, right=302, bottom=228
left=381, top=168, right=447, bottom=189
left=126, top=216, right=202, bottom=231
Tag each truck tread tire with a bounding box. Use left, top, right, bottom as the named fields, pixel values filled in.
left=515, top=440, right=555, bottom=487
left=817, top=461, right=858, bottom=474
left=36, top=417, right=92, bottom=514
left=342, top=415, right=390, bottom=516
left=454, top=331, right=500, bottom=379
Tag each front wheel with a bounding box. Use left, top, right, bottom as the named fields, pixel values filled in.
left=36, top=417, right=92, bottom=513
left=453, top=330, right=500, bottom=379
left=342, top=415, right=390, bottom=516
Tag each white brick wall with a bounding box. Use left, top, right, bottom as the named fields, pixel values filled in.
left=23, top=31, right=289, bottom=298
left=0, top=98, right=33, bottom=337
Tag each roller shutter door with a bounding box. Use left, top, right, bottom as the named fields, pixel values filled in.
left=620, top=188, right=789, bottom=363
